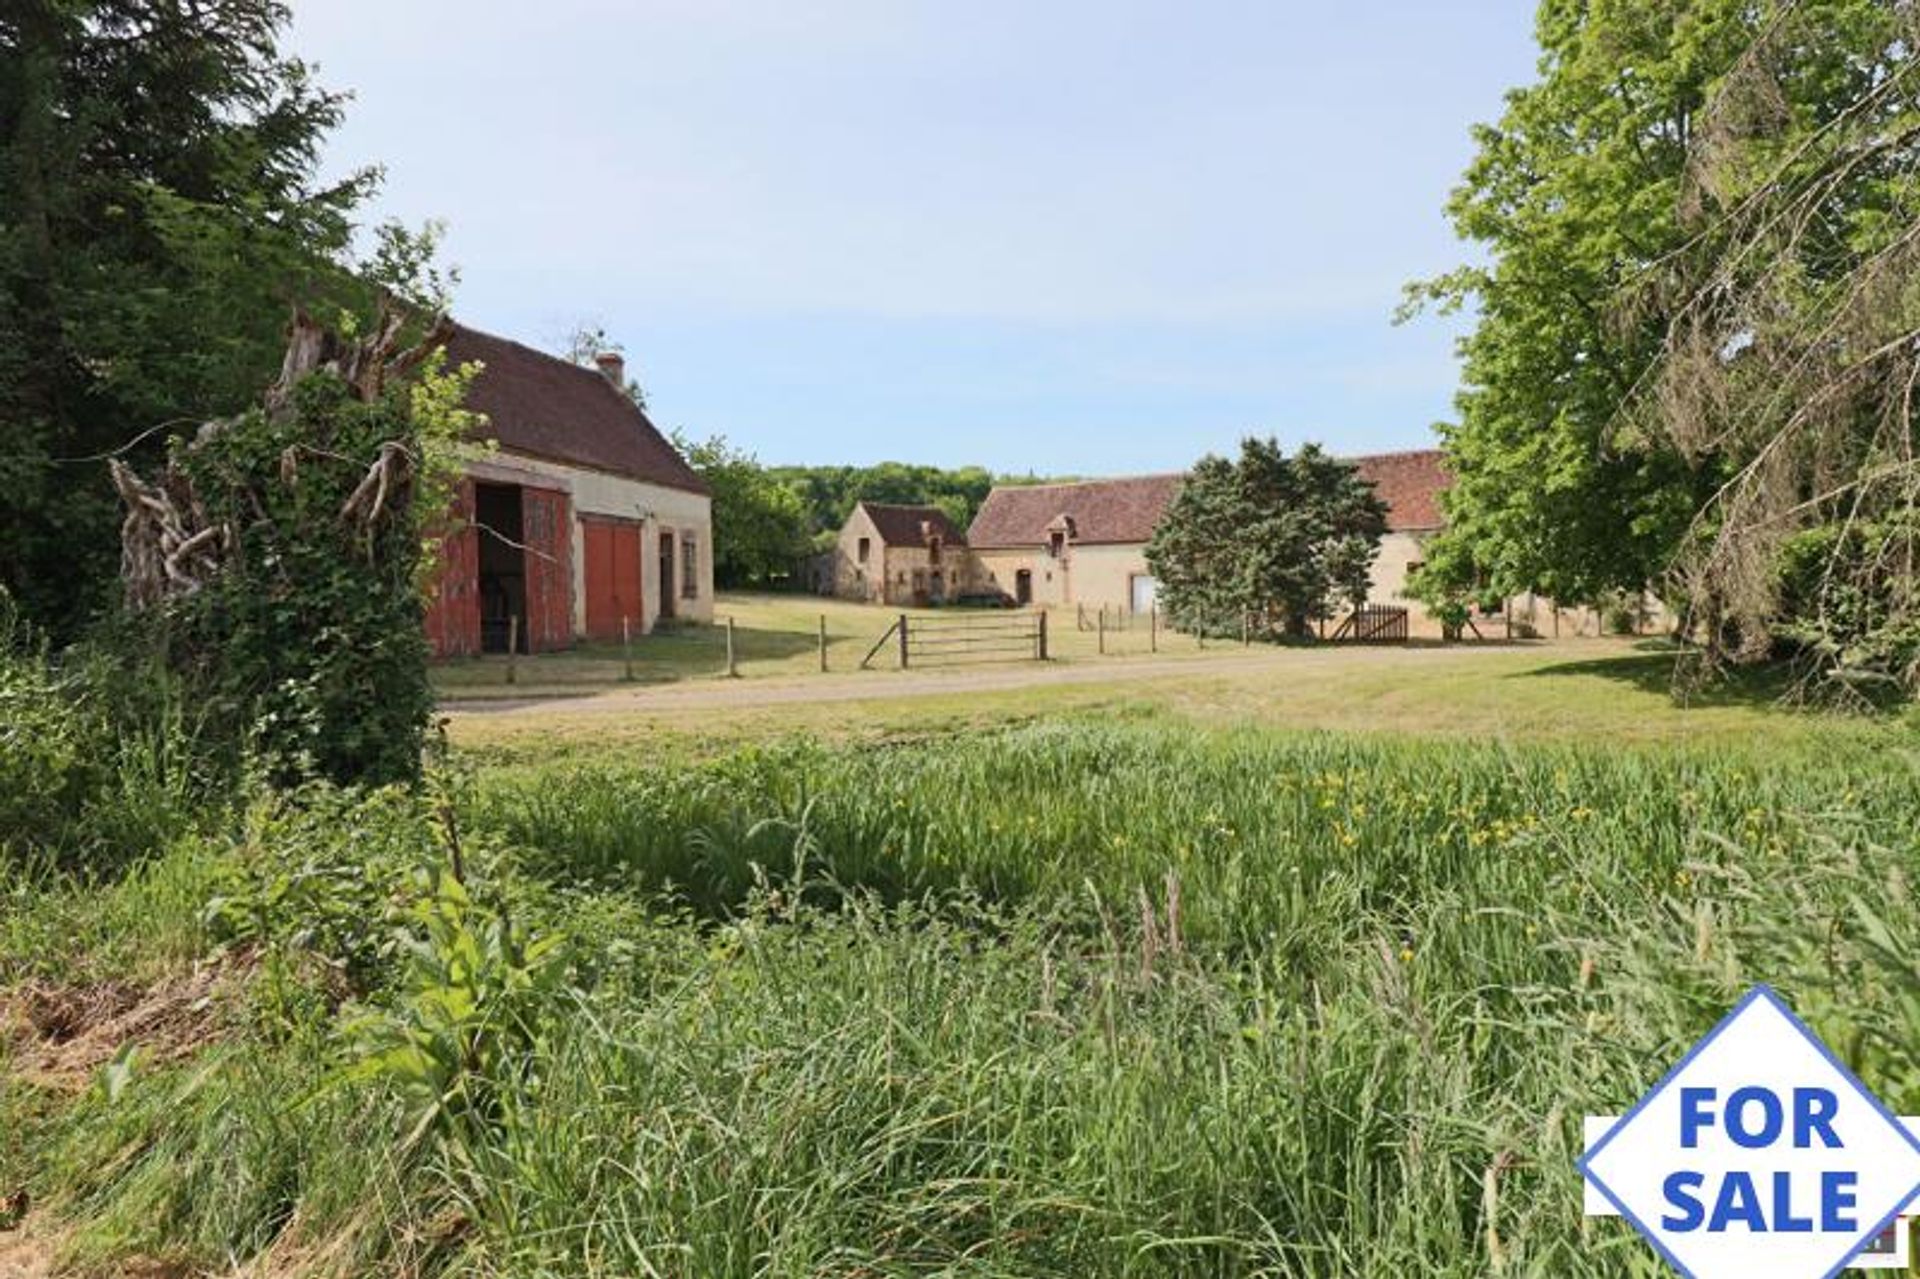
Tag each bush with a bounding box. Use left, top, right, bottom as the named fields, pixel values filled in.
left=0, top=602, right=208, bottom=872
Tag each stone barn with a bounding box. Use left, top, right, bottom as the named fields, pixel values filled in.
left=965, top=451, right=1453, bottom=627
left=826, top=502, right=974, bottom=606
left=424, top=323, right=713, bottom=656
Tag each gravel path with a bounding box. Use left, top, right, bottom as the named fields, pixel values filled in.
left=440, top=642, right=1515, bottom=718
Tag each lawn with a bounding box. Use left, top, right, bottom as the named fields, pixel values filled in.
left=430, top=590, right=1233, bottom=698
left=7, top=635, right=1920, bottom=1276
left=445, top=630, right=1908, bottom=767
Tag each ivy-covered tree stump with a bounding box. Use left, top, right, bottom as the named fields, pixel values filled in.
left=111, top=309, right=474, bottom=786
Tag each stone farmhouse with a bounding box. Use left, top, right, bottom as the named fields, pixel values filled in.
left=423, top=323, right=713, bottom=657
left=963, top=449, right=1452, bottom=625
left=825, top=501, right=975, bottom=606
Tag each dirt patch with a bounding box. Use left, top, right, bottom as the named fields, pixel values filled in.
left=0, top=1214, right=56, bottom=1279
left=0, top=1213, right=193, bottom=1279
left=1, top=960, right=246, bottom=1093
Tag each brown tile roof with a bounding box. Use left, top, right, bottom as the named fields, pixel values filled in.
left=858, top=502, right=968, bottom=547
left=966, top=450, right=1451, bottom=548
left=967, top=474, right=1186, bottom=548
left=1352, top=449, right=1450, bottom=531
left=440, top=322, right=707, bottom=495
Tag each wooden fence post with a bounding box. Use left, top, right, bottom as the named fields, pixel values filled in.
left=725, top=616, right=738, bottom=677
left=1037, top=609, right=1048, bottom=661
left=1242, top=612, right=1250, bottom=647
left=1097, top=608, right=1106, bottom=655
left=898, top=613, right=909, bottom=669
left=819, top=614, right=829, bottom=672
left=622, top=616, right=634, bottom=681
left=1150, top=606, right=1158, bottom=653
left=507, top=615, right=519, bottom=685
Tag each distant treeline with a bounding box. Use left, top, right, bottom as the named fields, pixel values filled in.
left=672, top=439, right=1075, bottom=589
left=768, top=463, right=1072, bottom=547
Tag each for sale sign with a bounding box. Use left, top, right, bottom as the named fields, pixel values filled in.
left=1581, top=987, right=1920, bottom=1278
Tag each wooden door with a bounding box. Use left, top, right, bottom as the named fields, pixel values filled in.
left=657, top=532, right=676, bottom=620
left=423, top=478, right=481, bottom=657
left=583, top=517, right=643, bottom=641
left=520, top=485, right=573, bottom=652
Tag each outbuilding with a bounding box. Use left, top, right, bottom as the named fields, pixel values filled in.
left=423, top=323, right=713, bottom=656
left=825, top=501, right=974, bottom=606
left=965, top=451, right=1452, bottom=627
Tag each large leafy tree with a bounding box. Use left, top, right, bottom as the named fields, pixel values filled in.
left=1146, top=439, right=1387, bottom=637
left=1405, top=0, right=1758, bottom=608
left=1413, top=0, right=1920, bottom=693
left=1, top=1, right=378, bottom=637
left=674, top=433, right=813, bottom=588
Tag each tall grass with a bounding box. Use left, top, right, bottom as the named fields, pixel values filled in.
left=8, top=720, right=1920, bottom=1275
left=0, top=609, right=214, bottom=876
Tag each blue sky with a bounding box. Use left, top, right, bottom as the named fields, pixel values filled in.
left=290, top=2, right=1540, bottom=474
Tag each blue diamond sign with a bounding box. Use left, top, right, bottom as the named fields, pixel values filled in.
left=1581, top=986, right=1920, bottom=1278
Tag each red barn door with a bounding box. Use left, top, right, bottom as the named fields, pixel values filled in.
left=423, top=479, right=481, bottom=657
left=520, top=485, right=574, bottom=652
left=582, top=517, right=643, bottom=641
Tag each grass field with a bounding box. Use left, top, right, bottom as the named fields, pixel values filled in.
left=429, top=591, right=1243, bottom=698
left=6, top=640, right=1920, bottom=1275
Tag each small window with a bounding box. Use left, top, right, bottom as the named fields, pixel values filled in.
left=929, top=536, right=942, bottom=566
left=1048, top=530, right=1065, bottom=558
left=857, top=537, right=870, bottom=565
left=681, top=535, right=698, bottom=599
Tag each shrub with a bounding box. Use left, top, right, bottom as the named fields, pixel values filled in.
left=0, top=600, right=208, bottom=871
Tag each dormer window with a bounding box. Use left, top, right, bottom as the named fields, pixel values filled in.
left=1048, top=530, right=1065, bottom=559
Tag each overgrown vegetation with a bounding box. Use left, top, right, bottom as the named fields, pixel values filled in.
left=8, top=635, right=1919, bottom=1274
left=108, top=313, right=478, bottom=786
left=0, top=0, right=432, bottom=641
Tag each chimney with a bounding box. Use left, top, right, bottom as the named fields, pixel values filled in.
left=593, top=351, right=625, bottom=388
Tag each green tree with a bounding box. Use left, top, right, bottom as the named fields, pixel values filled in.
left=1403, top=0, right=1752, bottom=609
left=1, top=0, right=381, bottom=637
left=768, top=462, right=1071, bottom=543
left=1626, top=2, right=1920, bottom=692
left=1411, top=0, right=1920, bottom=692
left=1146, top=439, right=1387, bottom=637
left=675, top=433, right=812, bottom=589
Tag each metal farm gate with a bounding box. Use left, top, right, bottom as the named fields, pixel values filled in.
left=861, top=611, right=1049, bottom=669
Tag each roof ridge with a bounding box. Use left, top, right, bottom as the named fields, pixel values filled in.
left=1346, top=446, right=1446, bottom=460
left=441, top=320, right=708, bottom=496
left=450, top=320, right=644, bottom=407
left=984, top=472, right=1184, bottom=492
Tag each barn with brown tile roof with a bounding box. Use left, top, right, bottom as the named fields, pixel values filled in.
left=855, top=502, right=969, bottom=548
left=967, top=474, right=1185, bottom=549
left=1351, top=449, right=1449, bottom=532
left=422, top=322, right=714, bottom=659
left=962, top=449, right=1452, bottom=620
left=822, top=502, right=977, bottom=606
left=443, top=323, right=707, bottom=494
